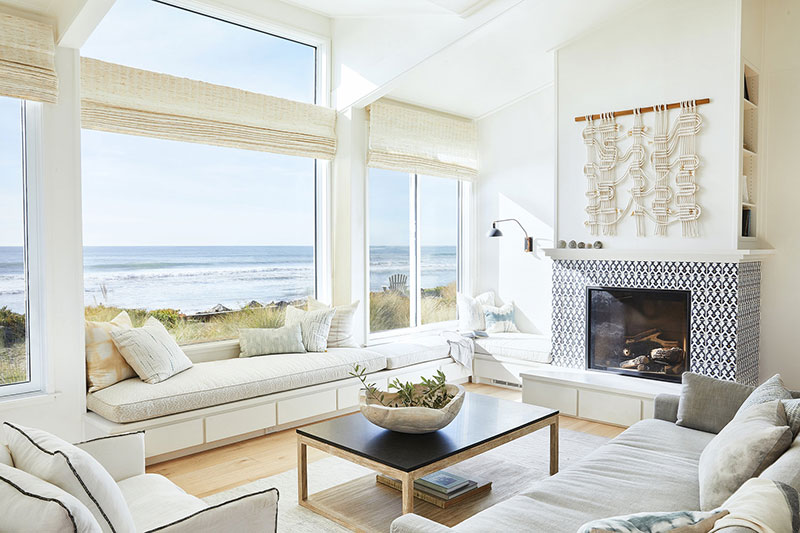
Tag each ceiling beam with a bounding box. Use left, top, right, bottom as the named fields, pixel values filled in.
left=55, top=0, right=115, bottom=49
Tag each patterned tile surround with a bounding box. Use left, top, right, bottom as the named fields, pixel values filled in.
left=551, top=260, right=761, bottom=386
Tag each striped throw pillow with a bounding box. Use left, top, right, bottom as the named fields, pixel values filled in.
left=110, top=317, right=192, bottom=384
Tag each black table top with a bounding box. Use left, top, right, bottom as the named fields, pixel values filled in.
left=296, top=392, right=558, bottom=472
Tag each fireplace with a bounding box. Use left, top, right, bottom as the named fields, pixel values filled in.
left=586, top=287, right=690, bottom=383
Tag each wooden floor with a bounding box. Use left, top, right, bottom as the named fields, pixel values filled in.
left=147, top=382, right=625, bottom=498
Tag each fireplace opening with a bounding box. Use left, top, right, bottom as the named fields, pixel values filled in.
left=586, top=287, right=690, bottom=383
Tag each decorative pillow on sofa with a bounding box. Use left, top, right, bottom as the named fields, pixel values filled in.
left=713, top=478, right=799, bottom=533
left=307, top=297, right=359, bottom=348
left=698, top=400, right=792, bottom=510
left=483, top=302, right=519, bottom=333
left=285, top=305, right=335, bottom=352
left=0, top=462, right=102, bottom=533
left=734, top=373, right=800, bottom=437
left=577, top=509, right=727, bottom=533
left=85, top=311, right=136, bottom=392
left=676, top=372, right=754, bottom=434
left=239, top=324, right=305, bottom=357
left=110, top=317, right=192, bottom=384
left=456, top=291, right=495, bottom=331
left=3, top=423, right=135, bottom=533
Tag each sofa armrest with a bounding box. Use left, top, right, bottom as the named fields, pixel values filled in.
left=653, top=394, right=680, bottom=423
left=149, top=488, right=278, bottom=533
left=390, top=514, right=456, bottom=533
left=76, top=431, right=145, bottom=482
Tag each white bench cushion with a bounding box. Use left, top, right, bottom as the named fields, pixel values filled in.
left=118, top=474, right=205, bottom=532
left=367, top=337, right=451, bottom=369
left=474, top=333, right=552, bottom=364
left=87, top=348, right=386, bottom=423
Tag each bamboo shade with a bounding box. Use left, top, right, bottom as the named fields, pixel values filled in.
left=80, top=58, right=337, bottom=160
left=0, top=13, right=58, bottom=103
left=367, top=98, right=478, bottom=181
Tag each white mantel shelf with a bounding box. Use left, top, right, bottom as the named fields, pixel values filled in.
left=543, top=247, right=774, bottom=263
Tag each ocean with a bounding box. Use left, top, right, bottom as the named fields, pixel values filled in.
left=0, top=245, right=457, bottom=314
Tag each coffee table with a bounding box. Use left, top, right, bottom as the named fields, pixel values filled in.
left=296, top=392, right=558, bottom=528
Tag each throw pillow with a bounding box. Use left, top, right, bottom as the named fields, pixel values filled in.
left=698, top=400, right=792, bottom=510
left=285, top=305, right=335, bottom=352
left=761, top=432, right=800, bottom=492
left=0, top=463, right=102, bottom=533
left=85, top=311, right=136, bottom=392
left=3, top=423, right=135, bottom=533
left=783, top=398, right=800, bottom=437
left=483, top=302, right=519, bottom=333
left=736, top=374, right=792, bottom=415
left=713, top=478, right=800, bottom=533
left=307, top=297, right=360, bottom=348
left=110, top=317, right=192, bottom=384
left=239, top=324, right=305, bottom=357
left=676, top=372, right=754, bottom=434
left=456, top=291, right=495, bottom=331
left=577, top=509, right=727, bottom=533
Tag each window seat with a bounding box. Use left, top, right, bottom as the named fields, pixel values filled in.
left=474, top=333, right=553, bottom=364
left=367, top=336, right=451, bottom=369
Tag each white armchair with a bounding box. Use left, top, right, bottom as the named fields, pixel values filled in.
left=1, top=430, right=278, bottom=533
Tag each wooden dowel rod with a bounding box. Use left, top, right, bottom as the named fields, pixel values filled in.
left=574, top=98, right=711, bottom=122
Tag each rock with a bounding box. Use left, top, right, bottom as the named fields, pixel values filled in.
left=207, top=304, right=231, bottom=313
left=568, top=240, right=577, bottom=249
left=244, top=300, right=263, bottom=309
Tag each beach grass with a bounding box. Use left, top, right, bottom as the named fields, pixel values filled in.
left=370, top=281, right=456, bottom=331
left=0, top=342, right=27, bottom=386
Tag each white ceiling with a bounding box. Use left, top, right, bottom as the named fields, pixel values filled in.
left=386, top=0, right=646, bottom=118
left=279, top=0, right=486, bottom=18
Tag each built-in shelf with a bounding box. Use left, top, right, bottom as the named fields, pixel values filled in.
left=743, top=98, right=757, bottom=111
left=742, top=202, right=756, bottom=208
left=742, top=147, right=757, bottom=157
left=740, top=61, right=761, bottom=241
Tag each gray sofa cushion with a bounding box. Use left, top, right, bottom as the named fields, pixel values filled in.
left=698, top=400, right=792, bottom=510
left=736, top=374, right=792, bottom=415
left=451, top=419, right=714, bottom=533
left=676, top=372, right=753, bottom=434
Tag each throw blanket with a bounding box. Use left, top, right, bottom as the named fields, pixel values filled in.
left=441, top=331, right=474, bottom=369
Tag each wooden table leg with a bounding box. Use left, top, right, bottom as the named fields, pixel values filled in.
left=297, top=439, right=308, bottom=503
left=550, top=416, right=559, bottom=475
left=400, top=472, right=414, bottom=514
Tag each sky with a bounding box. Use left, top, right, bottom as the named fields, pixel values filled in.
left=0, top=97, right=23, bottom=247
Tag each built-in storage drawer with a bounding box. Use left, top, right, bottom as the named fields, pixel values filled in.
left=578, top=389, right=642, bottom=426
left=522, top=380, right=578, bottom=416
left=145, top=419, right=204, bottom=457
left=440, top=362, right=469, bottom=382
left=278, top=390, right=336, bottom=425
left=205, top=402, right=276, bottom=443
left=474, top=358, right=524, bottom=384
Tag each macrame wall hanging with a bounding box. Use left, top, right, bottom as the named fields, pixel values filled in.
left=577, top=99, right=707, bottom=238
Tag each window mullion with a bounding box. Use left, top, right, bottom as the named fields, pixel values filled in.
left=408, top=173, right=421, bottom=329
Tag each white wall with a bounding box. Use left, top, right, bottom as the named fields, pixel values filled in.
left=759, top=0, right=800, bottom=389
left=556, top=0, right=739, bottom=250
left=476, top=86, right=555, bottom=335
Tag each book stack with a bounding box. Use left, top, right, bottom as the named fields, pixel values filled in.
left=376, top=470, right=491, bottom=509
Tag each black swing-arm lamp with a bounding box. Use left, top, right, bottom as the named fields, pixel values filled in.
left=487, top=218, right=534, bottom=253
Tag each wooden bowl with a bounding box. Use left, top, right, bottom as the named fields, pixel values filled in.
left=358, top=384, right=465, bottom=434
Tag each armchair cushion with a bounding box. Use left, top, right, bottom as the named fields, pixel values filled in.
left=76, top=432, right=145, bottom=483
left=3, top=422, right=136, bottom=533
left=117, top=473, right=206, bottom=532
left=0, top=442, right=12, bottom=466
left=0, top=462, right=102, bottom=533
left=390, top=513, right=455, bottom=533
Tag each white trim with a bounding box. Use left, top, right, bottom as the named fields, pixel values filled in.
left=0, top=391, right=60, bottom=412
left=542, top=247, right=774, bottom=263
left=315, top=159, right=332, bottom=304
left=368, top=320, right=458, bottom=344
left=476, top=81, right=555, bottom=121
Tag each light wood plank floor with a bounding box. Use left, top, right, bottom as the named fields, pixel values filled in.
left=147, top=382, right=625, bottom=498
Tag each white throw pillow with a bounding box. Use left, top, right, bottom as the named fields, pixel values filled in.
left=483, top=302, right=520, bottom=333
left=110, top=317, right=193, bottom=384
left=456, top=291, right=495, bottom=331
left=307, top=297, right=360, bottom=348
left=3, top=423, right=135, bottom=533
left=85, top=311, right=136, bottom=392
left=239, top=324, right=306, bottom=357
left=284, top=305, right=335, bottom=352
left=0, top=463, right=102, bottom=533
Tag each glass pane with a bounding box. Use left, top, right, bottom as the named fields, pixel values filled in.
left=0, top=97, right=27, bottom=386
left=81, top=131, right=315, bottom=344
left=369, top=169, right=410, bottom=332
left=419, top=176, right=458, bottom=325
left=81, top=0, right=316, bottom=103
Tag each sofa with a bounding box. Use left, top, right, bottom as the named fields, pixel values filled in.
left=0, top=430, right=277, bottom=532
left=390, top=378, right=800, bottom=533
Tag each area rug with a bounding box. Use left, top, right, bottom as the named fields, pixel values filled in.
left=204, top=428, right=610, bottom=532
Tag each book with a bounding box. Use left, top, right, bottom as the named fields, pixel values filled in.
left=416, top=471, right=470, bottom=494
left=376, top=475, right=492, bottom=509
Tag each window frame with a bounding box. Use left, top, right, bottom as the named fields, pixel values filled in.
left=366, top=172, right=468, bottom=341
left=1, top=100, right=45, bottom=398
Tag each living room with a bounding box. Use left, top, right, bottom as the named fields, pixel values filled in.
left=1, top=0, right=799, bottom=531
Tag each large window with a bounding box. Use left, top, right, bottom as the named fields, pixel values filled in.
left=81, top=0, right=321, bottom=344
left=369, top=170, right=460, bottom=334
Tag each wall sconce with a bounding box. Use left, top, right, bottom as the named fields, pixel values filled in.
left=487, top=219, right=533, bottom=253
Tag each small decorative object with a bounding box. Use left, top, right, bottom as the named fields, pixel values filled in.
left=557, top=240, right=567, bottom=249
left=586, top=242, right=593, bottom=249
left=577, top=241, right=585, bottom=249
left=487, top=219, right=533, bottom=252
left=741, top=175, right=751, bottom=203
left=593, top=240, right=603, bottom=249
left=351, top=365, right=465, bottom=434
left=568, top=240, right=577, bottom=249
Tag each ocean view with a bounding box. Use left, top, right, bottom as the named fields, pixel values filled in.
left=0, top=245, right=457, bottom=314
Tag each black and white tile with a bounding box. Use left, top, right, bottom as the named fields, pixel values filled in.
left=551, top=259, right=760, bottom=385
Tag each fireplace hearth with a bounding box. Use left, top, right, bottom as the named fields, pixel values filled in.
left=586, top=287, right=690, bottom=383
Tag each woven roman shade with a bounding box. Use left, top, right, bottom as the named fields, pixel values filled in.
left=0, top=13, right=58, bottom=103
left=367, top=98, right=478, bottom=181
left=80, top=58, right=337, bottom=160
